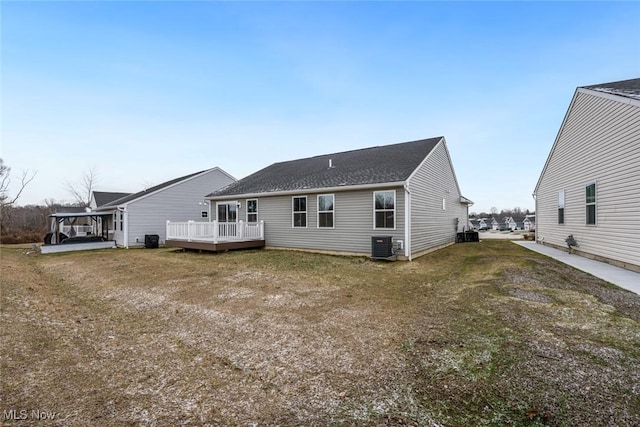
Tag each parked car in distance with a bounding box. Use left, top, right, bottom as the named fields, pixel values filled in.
left=499, top=225, right=509, bottom=231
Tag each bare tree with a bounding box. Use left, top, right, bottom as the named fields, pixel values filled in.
left=490, top=206, right=498, bottom=215
left=65, top=166, right=98, bottom=207
left=0, top=158, right=37, bottom=207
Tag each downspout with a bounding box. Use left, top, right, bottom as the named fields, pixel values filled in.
left=404, top=184, right=412, bottom=261
left=118, top=206, right=128, bottom=249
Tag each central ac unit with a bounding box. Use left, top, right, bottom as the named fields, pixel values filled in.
left=371, top=236, right=395, bottom=260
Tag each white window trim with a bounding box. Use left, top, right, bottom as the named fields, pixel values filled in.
left=246, top=199, right=258, bottom=223
left=585, top=181, right=597, bottom=226
left=292, top=196, right=308, bottom=228
left=317, top=194, right=335, bottom=229
left=558, top=189, right=565, bottom=225
left=373, top=190, right=396, bottom=230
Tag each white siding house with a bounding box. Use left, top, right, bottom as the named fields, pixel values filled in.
left=96, top=168, right=235, bottom=248
left=198, top=137, right=471, bottom=260
left=534, top=78, right=640, bottom=272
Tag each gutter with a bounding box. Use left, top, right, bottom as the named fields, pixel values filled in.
left=207, top=181, right=408, bottom=201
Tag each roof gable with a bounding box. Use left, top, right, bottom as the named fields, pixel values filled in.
left=209, top=137, right=443, bottom=197
left=99, top=168, right=232, bottom=209
left=535, top=78, right=639, bottom=194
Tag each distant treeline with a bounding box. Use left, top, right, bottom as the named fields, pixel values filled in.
left=0, top=203, right=82, bottom=244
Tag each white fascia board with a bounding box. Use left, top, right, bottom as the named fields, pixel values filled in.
left=207, top=181, right=408, bottom=201
left=578, top=87, right=640, bottom=108
left=460, top=196, right=474, bottom=205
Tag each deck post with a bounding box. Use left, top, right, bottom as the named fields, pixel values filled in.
left=260, top=220, right=264, bottom=240
left=238, top=220, right=244, bottom=240
left=213, top=220, right=219, bottom=244
left=187, top=220, right=194, bottom=242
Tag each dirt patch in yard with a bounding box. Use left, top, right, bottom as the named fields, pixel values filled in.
left=1, top=241, right=639, bottom=426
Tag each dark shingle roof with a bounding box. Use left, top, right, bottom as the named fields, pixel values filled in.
left=55, top=206, right=87, bottom=214
left=98, top=170, right=210, bottom=209
left=208, top=137, right=443, bottom=198
left=583, top=78, right=640, bottom=101
left=93, top=191, right=132, bottom=207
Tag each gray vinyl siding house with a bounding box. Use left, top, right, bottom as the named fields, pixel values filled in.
left=534, top=78, right=640, bottom=271
left=208, top=137, right=471, bottom=260
left=96, top=167, right=235, bottom=248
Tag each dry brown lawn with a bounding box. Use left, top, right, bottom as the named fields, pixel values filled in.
left=1, top=241, right=639, bottom=426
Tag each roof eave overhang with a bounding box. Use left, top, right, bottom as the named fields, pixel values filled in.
left=460, top=196, right=474, bottom=206
left=207, top=181, right=408, bottom=200
left=49, top=212, right=114, bottom=218
left=579, top=87, right=640, bottom=107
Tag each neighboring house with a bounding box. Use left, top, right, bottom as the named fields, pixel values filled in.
left=477, top=218, right=493, bottom=230
left=90, top=191, right=132, bottom=210
left=95, top=167, right=236, bottom=248
left=534, top=78, right=640, bottom=272
left=490, top=217, right=499, bottom=230
left=202, top=137, right=471, bottom=260
left=523, top=215, right=536, bottom=231
left=504, top=216, right=524, bottom=231
left=504, top=217, right=516, bottom=231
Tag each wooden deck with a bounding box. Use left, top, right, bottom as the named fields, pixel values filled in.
left=165, top=239, right=265, bottom=252
left=165, top=220, right=265, bottom=252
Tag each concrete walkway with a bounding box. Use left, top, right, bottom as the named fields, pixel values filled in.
left=514, top=241, right=640, bottom=295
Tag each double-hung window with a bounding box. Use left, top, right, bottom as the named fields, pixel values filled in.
left=247, top=199, right=258, bottom=223
left=374, top=190, right=395, bottom=229
left=558, top=189, right=565, bottom=224
left=292, top=196, right=307, bottom=227
left=318, top=194, right=334, bottom=228
left=586, top=183, right=596, bottom=225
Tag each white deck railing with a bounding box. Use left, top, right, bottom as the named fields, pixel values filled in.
left=166, top=220, right=264, bottom=243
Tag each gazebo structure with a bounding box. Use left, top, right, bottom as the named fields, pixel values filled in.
left=41, top=211, right=116, bottom=254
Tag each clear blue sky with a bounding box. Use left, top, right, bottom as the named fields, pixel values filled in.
left=2, top=1, right=639, bottom=213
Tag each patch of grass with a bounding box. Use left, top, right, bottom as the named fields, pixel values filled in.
left=1, top=241, right=639, bottom=425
